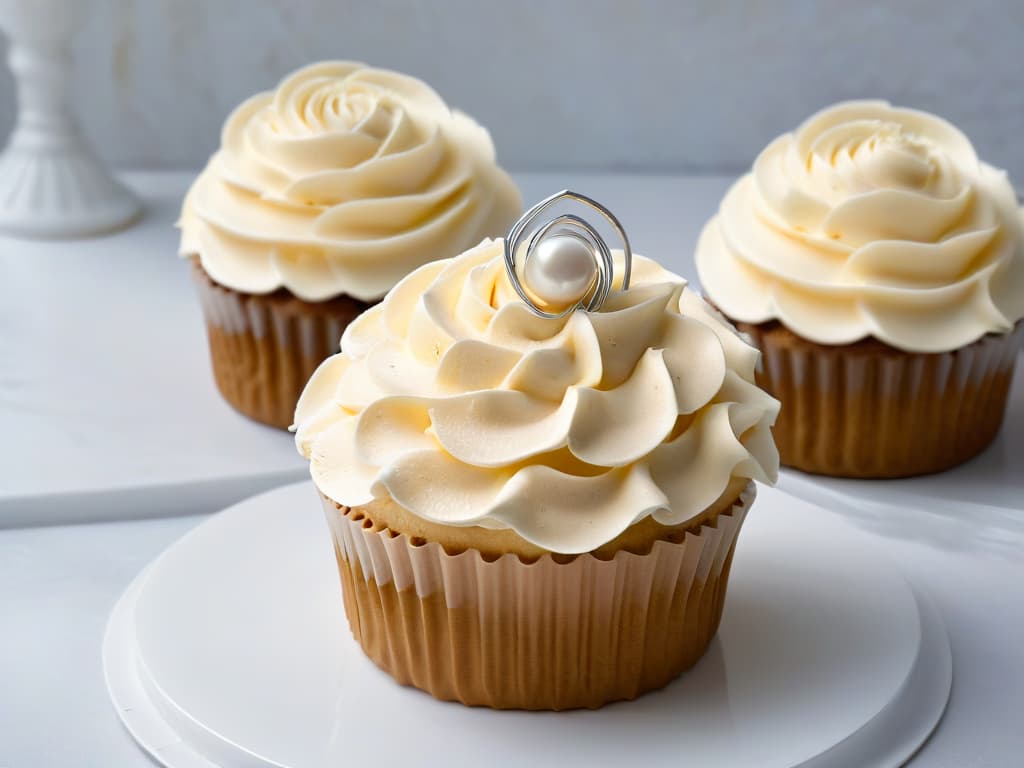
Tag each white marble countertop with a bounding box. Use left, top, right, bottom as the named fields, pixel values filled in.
left=2, top=172, right=1023, bottom=767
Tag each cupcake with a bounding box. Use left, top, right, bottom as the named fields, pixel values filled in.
left=696, top=100, right=1024, bottom=478
left=293, top=197, right=779, bottom=710
left=179, top=62, right=521, bottom=428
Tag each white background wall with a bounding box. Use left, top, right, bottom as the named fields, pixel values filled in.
left=2, top=0, right=1023, bottom=177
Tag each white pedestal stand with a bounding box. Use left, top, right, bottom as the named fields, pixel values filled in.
left=103, top=483, right=951, bottom=768
left=0, top=0, right=140, bottom=238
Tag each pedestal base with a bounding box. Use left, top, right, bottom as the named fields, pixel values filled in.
left=0, top=148, right=141, bottom=238
left=104, top=483, right=950, bottom=768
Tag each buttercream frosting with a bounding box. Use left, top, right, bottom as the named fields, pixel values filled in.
left=179, top=62, right=521, bottom=302
left=294, top=238, right=779, bottom=554
left=696, top=100, right=1024, bottom=352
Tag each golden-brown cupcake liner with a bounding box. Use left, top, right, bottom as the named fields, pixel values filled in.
left=190, top=259, right=369, bottom=429
left=737, top=321, right=1023, bottom=478
left=321, top=485, right=754, bottom=711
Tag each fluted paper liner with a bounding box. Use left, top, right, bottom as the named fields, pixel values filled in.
left=321, top=485, right=753, bottom=710
left=190, top=259, right=369, bottom=429
left=737, top=321, right=1022, bottom=478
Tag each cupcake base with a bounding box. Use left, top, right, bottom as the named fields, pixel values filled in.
left=323, top=487, right=752, bottom=711
left=736, top=320, right=1023, bottom=478
left=190, top=259, right=370, bottom=429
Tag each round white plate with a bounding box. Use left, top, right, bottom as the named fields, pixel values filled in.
left=104, top=482, right=951, bottom=768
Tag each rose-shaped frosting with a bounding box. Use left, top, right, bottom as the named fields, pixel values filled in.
left=696, top=100, right=1024, bottom=352
left=179, top=62, right=521, bottom=301
left=294, top=239, right=779, bottom=554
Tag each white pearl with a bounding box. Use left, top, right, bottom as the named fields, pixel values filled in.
left=524, top=234, right=598, bottom=307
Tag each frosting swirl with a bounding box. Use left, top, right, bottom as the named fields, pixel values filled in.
left=294, top=239, right=779, bottom=554
left=179, top=62, right=521, bottom=301
left=696, top=100, right=1024, bottom=352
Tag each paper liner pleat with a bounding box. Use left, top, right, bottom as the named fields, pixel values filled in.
left=738, top=322, right=1022, bottom=478
left=190, top=260, right=367, bottom=429
left=323, top=487, right=752, bottom=710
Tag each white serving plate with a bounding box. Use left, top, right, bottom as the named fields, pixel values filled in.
left=104, top=482, right=951, bottom=768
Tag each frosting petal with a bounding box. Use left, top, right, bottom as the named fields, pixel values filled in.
left=180, top=62, right=521, bottom=302
left=696, top=100, right=1024, bottom=352
left=296, top=240, right=779, bottom=554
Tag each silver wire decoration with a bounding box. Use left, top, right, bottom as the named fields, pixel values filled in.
left=504, top=190, right=632, bottom=319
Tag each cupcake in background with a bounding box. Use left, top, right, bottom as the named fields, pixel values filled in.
left=179, top=61, right=521, bottom=428
left=696, top=100, right=1024, bottom=478
left=294, top=214, right=779, bottom=710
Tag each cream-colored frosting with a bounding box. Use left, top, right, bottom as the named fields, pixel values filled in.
left=179, top=62, right=521, bottom=302
left=294, top=239, right=779, bottom=554
left=696, top=100, right=1024, bottom=352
